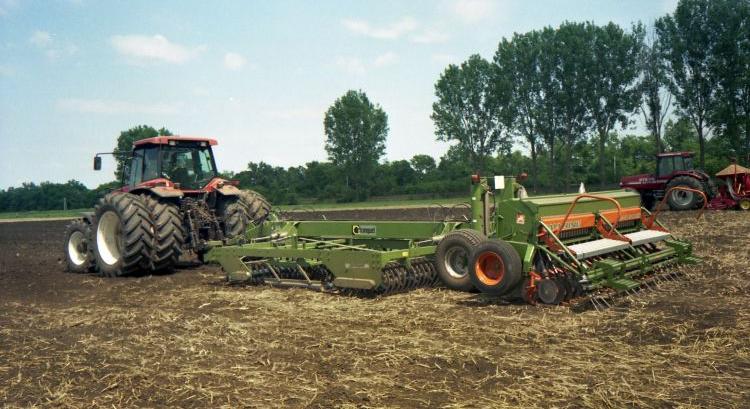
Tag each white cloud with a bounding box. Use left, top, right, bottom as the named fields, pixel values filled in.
left=335, top=56, right=366, bottom=75
left=110, top=34, right=204, bottom=64
left=411, top=29, right=449, bottom=44
left=432, top=53, right=455, bottom=65
left=57, top=98, right=180, bottom=115
left=29, top=31, right=52, bottom=47
left=452, top=0, right=496, bottom=23
left=373, top=52, right=398, bottom=67
left=342, top=17, right=417, bottom=40
left=223, top=52, right=246, bottom=70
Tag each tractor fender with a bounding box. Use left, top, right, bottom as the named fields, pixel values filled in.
left=215, top=185, right=241, bottom=196
left=80, top=212, right=95, bottom=225
left=131, top=186, right=184, bottom=198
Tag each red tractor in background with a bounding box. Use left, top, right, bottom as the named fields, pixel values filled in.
left=619, top=152, right=715, bottom=210
left=63, top=136, right=271, bottom=277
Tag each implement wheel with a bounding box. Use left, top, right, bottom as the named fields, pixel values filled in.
left=739, top=199, right=750, bottom=211
left=468, top=240, right=522, bottom=296
left=63, top=219, right=95, bottom=273
left=537, top=278, right=565, bottom=305
left=92, top=193, right=154, bottom=277
left=435, top=229, right=486, bottom=291
left=221, top=190, right=272, bottom=239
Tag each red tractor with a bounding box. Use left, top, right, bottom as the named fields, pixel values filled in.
left=619, top=151, right=714, bottom=210
left=63, top=136, right=271, bottom=277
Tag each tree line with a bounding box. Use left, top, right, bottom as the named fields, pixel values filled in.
left=1, top=0, right=747, bottom=211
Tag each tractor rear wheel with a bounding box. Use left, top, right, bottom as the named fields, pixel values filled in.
left=435, top=229, right=487, bottom=291
left=666, top=176, right=704, bottom=211
left=468, top=240, right=523, bottom=296
left=63, top=219, right=95, bottom=273
left=221, top=190, right=272, bottom=239
left=142, top=195, right=185, bottom=272
left=92, top=193, right=154, bottom=277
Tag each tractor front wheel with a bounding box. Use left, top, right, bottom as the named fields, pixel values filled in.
left=435, top=229, right=486, bottom=291
left=221, top=190, right=272, bottom=239
left=468, top=240, right=523, bottom=296
left=739, top=198, right=750, bottom=211
left=63, top=219, right=95, bottom=273
left=92, top=193, right=154, bottom=277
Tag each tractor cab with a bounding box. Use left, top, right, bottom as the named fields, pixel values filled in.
left=656, top=152, right=695, bottom=178
left=128, top=137, right=219, bottom=190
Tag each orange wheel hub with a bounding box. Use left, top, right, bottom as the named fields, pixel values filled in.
left=474, top=251, right=505, bottom=286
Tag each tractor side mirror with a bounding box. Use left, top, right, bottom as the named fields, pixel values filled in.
left=93, top=156, right=102, bottom=171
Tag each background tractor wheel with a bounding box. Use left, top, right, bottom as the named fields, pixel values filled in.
left=142, top=195, right=185, bottom=272
left=63, top=219, right=95, bottom=273
left=92, top=193, right=153, bottom=277
left=221, top=190, right=272, bottom=239
left=468, top=240, right=523, bottom=296
left=739, top=199, right=750, bottom=211
left=435, top=229, right=487, bottom=291
left=666, top=176, right=704, bottom=210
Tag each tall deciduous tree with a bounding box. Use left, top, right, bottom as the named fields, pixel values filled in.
left=640, top=27, right=672, bottom=155
left=583, top=22, right=644, bottom=188
left=113, top=125, right=172, bottom=181
left=324, top=90, right=388, bottom=200
left=656, top=0, right=719, bottom=169
left=432, top=54, right=512, bottom=173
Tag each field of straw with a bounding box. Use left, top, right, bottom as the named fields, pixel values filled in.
left=0, top=210, right=748, bottom=408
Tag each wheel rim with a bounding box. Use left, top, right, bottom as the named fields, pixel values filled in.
left=97, top=211, right=121, bottom=265
left=474, top=251, right=505, bottom=286
left=740, top=200, right=750, bottom=210
left=67, top=230, right=87, bottom=266
left=671, top=190, right=693, bottom=206
left=444, top=246, right=469, bottom=279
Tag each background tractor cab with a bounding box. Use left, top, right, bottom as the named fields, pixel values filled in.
left=619, top=152, right=713, bottom=210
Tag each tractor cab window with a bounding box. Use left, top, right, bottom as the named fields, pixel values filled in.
left=160, top=144, right=217, bottom=189
left=657, top=156, right=674, bottom=177
left=128, top=153, right=144, bottom=186
left=142, top=148, right=160, bottom=181
left=683, top=156, right=694, bottom=170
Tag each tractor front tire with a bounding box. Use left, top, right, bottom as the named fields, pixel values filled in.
left=221, top=190, right=272, bottom=239
left=63, top=219, right=95, bottom=273
left=739, top=199, right=750, bottom=211
left=92, top=193, right=154, bottom=277
left=468, top=240, right=523, bottom=296
left=142, top=195, right=185, bottom=272
left=435, top=229, right=486, bottom=291
left=666, top=176, right=704, bottom=211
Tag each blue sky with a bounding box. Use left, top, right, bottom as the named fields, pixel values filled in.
left=0, top=0, right=677, bottom=189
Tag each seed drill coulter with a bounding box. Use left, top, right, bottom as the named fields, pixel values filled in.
left=206, top=175, right=700, bottom=309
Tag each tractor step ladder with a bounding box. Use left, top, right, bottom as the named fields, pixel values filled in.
left=623, top=230, right=672, bottom=246
left=568, top=239, right=630, bottom=260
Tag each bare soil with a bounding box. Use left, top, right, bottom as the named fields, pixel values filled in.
left=0, top=209, right=749, bottom=408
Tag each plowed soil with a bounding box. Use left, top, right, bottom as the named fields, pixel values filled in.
left=1, top=209, right=749, bottom=408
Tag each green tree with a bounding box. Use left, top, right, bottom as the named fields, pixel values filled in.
left=656, top=0, right=719, bottom=169
left=324, top=90, right=388, bottom=201
left=432, top=54, right=512, bottom=173
left=639, top=27, right=672, bottom=154
left=583, top=22, right=644, bottom=188
left=410, top=154, right=436, bottom=177
left=113, top=125, right=172, bottom=181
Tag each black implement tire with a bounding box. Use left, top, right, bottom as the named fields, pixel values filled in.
left=63, top=219, right=95, bottom=273
left=640, top=192, right=656, bottom=210
left=92, top=193, right=154, bottom=277
left=142, top=195, right=185, bottom=272
left=666, top=176, right=705, bottom=210
left=221, top=190, right=272, bottom=239
left=468, top=240, right=523, bottom=296
left=435, top=229, right=486, bottom=291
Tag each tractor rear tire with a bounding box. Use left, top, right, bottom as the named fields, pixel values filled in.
left=666, top=176, right=704, bottom=211
left=92, top=193, right=154, bottom=277
left=221, top=190, right=272, bottom=239
left=142, top=195, right=185, bottom=272
left=468, top=240, right=523, bottom=296
left=63, top=219, right=95, bottom=273
left=435, top=229, right=487, bottom=291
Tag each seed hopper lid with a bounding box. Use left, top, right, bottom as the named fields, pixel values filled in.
left=715, top=164, right=750, bottom=177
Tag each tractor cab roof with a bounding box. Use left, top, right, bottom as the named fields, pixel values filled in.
left=133, top=136, right=218, bottom=147
left=657, top=151, right=693, bottom=158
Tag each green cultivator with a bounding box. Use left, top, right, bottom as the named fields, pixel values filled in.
left=206, top=175, right=700, bottom=309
